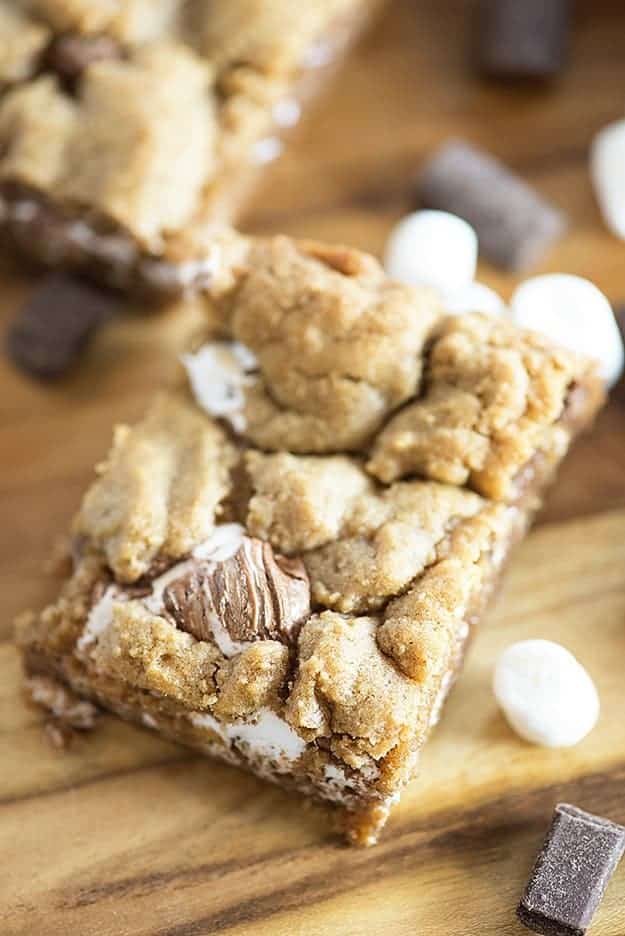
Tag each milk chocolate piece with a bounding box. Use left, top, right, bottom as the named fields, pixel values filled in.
left=479, top=0, right=571, bottom=79
left=418, top=141, right=566, bottom=270
left=6, top=274, right=118, bottom=379
left=163, top=539, right=311, bottom=645
left=518, top=803, right=625, bottom=936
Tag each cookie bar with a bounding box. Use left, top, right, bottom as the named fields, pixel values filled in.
left=17, top=235, right=605, bottom=845
left=0, top=0, right=382, bottom=298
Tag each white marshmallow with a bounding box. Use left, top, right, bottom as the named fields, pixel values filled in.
left=444, top=281, right=506, bottom=317
left=510, top=274, right=624, bottom=387
left=273, top=98, right=301, bottom=128
left=493, top=639, right=600, bottom=748
left=253, top=136, right=283, bottom=165
left=189, top=709, right=306, bottom=762
left=302, top=40, right=334, bottom=69
left=76, top=586, right=119, bottom=654
left=206, top=614, right=251, bottom=659
left=591, top=119, right=625, bottom=240
left=181, top=341, right=258, bottom=432
left=192, top=523, right=245, bottom=563
left=384, top=210, right=478, bottom=292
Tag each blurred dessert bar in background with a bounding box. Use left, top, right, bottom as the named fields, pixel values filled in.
left=0, top=0, right=384, bottom=299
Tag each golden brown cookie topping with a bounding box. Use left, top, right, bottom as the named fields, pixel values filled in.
left=74, top=392, right=238, bottom=583
left=286, top=612, right=421, bottom=762
left=367, top=313, right=599, bottom=500
left=245, top=451, right=372, bottom=553
left=211, top=236, right=443, bottom=452
left=303, top=479, right=484, bottom=613
left=93, top=602, right=221, bottom=710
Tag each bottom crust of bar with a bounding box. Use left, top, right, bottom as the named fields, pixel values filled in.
left=22, top=644, right=400, bottom=845
left=20, top=498, right=530, bottom=847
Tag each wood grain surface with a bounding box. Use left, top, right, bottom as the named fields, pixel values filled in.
left=2, top=1, right=625, bottom=934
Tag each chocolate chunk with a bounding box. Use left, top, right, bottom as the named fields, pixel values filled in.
left=6, top=274, right=118, bottom=379
left=46, top=33, right=121, bottom=87
left=479, top=0, right=571, bottom=79
left=518, top=803, right=625, bottom=936
left=418, top=141, right=566, bottom=270
left=163, top=540, right=311, bottom=647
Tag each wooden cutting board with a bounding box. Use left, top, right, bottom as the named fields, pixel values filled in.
left=2, top=2, right=625, bottom=933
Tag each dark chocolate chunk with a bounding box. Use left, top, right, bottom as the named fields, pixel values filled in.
left=5, top=274, right=118, bottom=379
left=518, top=803, right=625, bottom=936
left=45, top=33, right=121, bottom=87
left=479, top=0, right=571, bottom=79
left=418, top=140, right=566, bottom=270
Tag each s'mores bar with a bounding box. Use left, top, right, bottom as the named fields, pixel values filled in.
left=0, top=0, right=382, bottom=297
left=18, top=235, right=605, bottom=845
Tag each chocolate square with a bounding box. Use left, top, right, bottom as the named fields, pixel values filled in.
left=518, top=804, right=625, bottom=936
left=6, top=273, right=118, bottom=379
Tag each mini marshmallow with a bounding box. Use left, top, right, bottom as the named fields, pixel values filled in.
left=493, top=639, right=600, bottom=748
left=444, top=281, right=506, bottom=317
left=302, top=40, right=334, bottom=69
left=253, top=136, right=283, bottom=165
left=384, top=210, right=478, bottom=292
left=510, top=273, right=624, bottom=387
left=591, top=119, right=625, bottom=240
left=273, top=97, right=301, bottom=128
